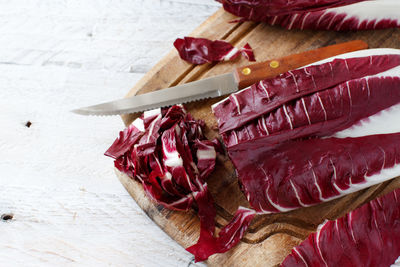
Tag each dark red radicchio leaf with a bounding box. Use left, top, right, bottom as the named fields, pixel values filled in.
left=187, top=207, right=255, bottom=262
left=218, top=1, right=400, bottom=31
left=174, top=37, right=255, bottom=65
left=105, top=105, right=255, bottom=262
left=281, top=188, right=400, bottom=266
left=105, top=120, right=144, bottom=159
left=218, top=0, right=365, bottom=17
left=194, top=140, right=218, bottom=181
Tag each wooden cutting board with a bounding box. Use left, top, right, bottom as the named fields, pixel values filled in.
left=116, top=8, right=400, bottom=267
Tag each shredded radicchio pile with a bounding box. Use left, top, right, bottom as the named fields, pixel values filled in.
left=105, top=105, right=255, bottom=262
left=174, top=37, right=255, bottom=65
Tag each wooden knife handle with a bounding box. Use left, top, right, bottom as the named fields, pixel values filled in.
left=234, top=40, right=369, bottom=89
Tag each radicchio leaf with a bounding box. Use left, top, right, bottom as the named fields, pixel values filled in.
left=281, top=188, right=400, bottom=266
left=186, top=207, right=255, bottom=262
left=173, top=37, right=255, bottom=65
left=105, top=118, right=144, bottom=158
left=218, top=0, right=364, bottom=17
left=218, top=0, right=400, bottom=31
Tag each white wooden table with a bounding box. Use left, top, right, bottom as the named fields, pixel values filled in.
left=0, top=1, right=219, bottom=266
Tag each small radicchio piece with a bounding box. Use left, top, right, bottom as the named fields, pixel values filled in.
left=187, top=207, right=256, bottom=262
left=104, top=118, right=144, bottom=159
left=194, top=140, right=218, bottom=181
left=105, top=105, right=255, bottom=262
left=173, top=37, right=255, bottom=65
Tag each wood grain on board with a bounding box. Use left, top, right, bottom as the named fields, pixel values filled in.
left=117, top=7, right=400, bottom=267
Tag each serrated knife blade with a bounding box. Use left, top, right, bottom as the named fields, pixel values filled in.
left=72, top=73, right=237, bottom=116
left=72, top=40, right=369, bottom=116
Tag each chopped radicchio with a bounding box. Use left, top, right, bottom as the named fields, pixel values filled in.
left=105, top=105, right=254, bottom=262
left=218, top=0, right=400, bottom=31
left=173, top=37, right=255, bottom=65
left=281, top=188, right=400, bottom=267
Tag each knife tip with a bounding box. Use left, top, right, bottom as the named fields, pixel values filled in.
left=71, top=108, right=87, bottom=115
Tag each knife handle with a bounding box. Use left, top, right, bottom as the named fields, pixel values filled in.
left=233, top=40, right=368, bottom=89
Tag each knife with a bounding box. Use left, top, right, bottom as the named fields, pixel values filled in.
left=73, top=40, right=368, bottom=116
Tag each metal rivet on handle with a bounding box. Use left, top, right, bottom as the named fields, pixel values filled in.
left=270, top=60, right=280, bottom=68
left=241, top=67, right=251, bottom=75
